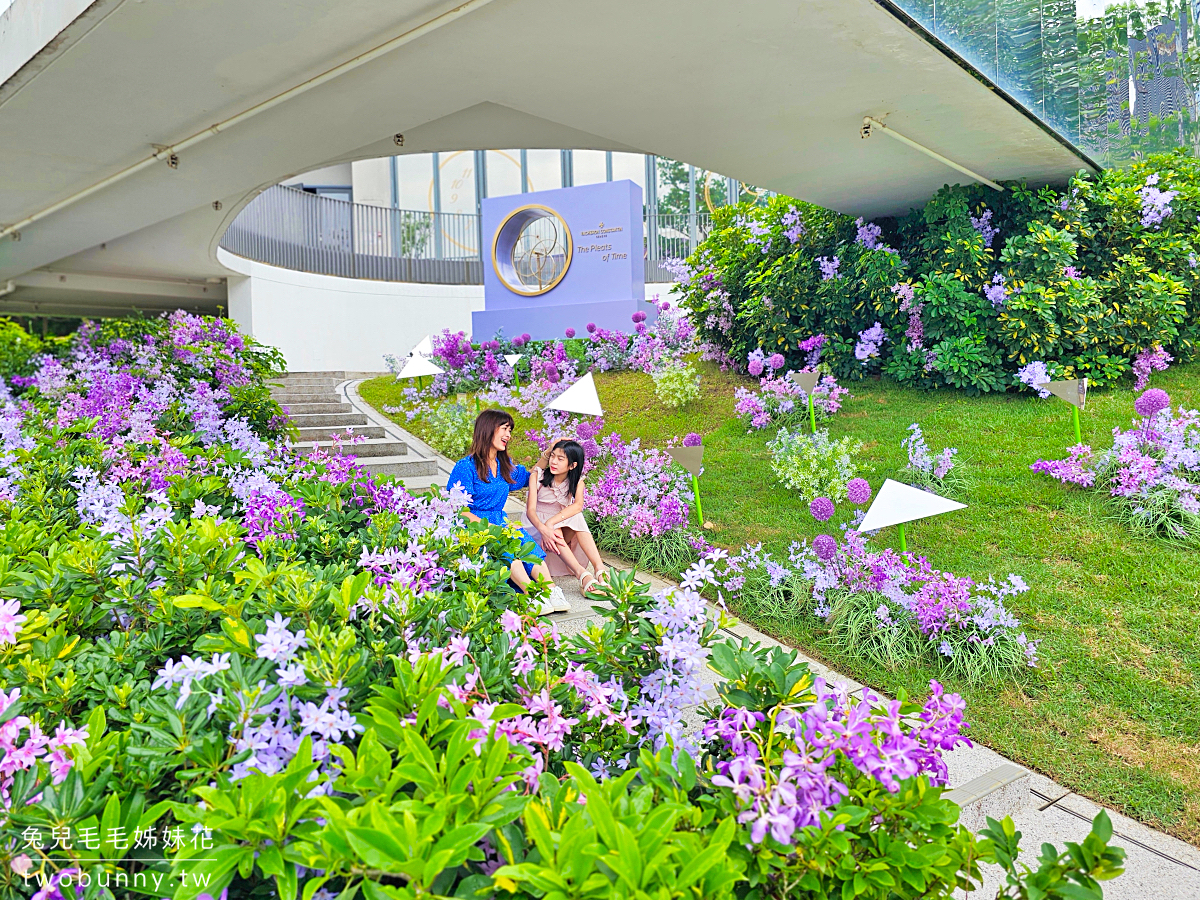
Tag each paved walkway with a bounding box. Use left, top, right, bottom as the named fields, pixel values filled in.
left=334, top=373, right=1200, bottom=899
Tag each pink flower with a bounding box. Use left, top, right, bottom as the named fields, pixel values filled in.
left=0, top=600, right=26, bottom=645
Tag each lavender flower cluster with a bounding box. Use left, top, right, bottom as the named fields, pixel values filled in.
left=1033, top=389, right=1200, bottom=544
left=586, top=433, right=693, bottom=539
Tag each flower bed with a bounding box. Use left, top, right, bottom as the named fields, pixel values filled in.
left=0, top=313, right=1124, bottom=898
left=696, top=528, right=1039, bottom=683
left=1033, top=388, right=1200, bottom=546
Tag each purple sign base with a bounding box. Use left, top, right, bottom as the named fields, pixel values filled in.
left=472, top=299, right=658, bottom=343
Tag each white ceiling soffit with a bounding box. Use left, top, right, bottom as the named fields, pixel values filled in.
left=0, top=0, right=1093, bottom=283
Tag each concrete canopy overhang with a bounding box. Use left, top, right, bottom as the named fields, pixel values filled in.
left=0, top=0, right=1094, bottom=302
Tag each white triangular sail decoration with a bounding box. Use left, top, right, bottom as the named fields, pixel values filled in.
left=1036, top=378, right=1087, bottom=409
left=788, top=370, right=820, bottom=395
left=546, top=372, right=603, bottom=416
left=503, top=354, right=522, bottom=368
left=667, top=445, right=703, bottom=477
left=858, top=478, right=966, bottom=532
left=396, top=335, right=444, bottom=378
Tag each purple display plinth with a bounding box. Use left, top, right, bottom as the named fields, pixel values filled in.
left=472, top=299, right=655, bottom=344
left=472, top=180, right=649, bottom=342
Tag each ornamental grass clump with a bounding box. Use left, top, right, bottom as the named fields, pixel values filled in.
left=767, top=428, right=860, bottom=501
left=902, top=422, right=967, bottom=497
left=1032, top=389, right=1200, bottom=546
left=807, top=530, right=1039, bottom=681
left=702, top=529, right=1039, bottom=683
left=651, top=359, right=701, bottom=409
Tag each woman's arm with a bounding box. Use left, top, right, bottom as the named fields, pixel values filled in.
left=526, top=467, right=543, bottom=524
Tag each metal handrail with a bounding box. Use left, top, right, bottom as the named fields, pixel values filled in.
left=219, top=184, right=709, bottom=284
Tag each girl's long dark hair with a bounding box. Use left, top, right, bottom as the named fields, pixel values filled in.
left=541, top=440, right=584, bottom=499
left=469, top=408, right=516, bottom=483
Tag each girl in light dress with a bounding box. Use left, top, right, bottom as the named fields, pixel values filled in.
left=523, top=439, right=609, bottom=595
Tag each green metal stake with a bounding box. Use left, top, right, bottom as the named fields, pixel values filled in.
left=691, top=473, right=704, bottom=527
left=1072, top=406, right=1082, bottom=445
left=808, top=393, right=817, bottom=434
left=897, top=522, right=907, bottom=554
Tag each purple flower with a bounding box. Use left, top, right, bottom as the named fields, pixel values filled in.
left=812, top=534, right=837, bottom=560
left=1134, top=388, right=1170, bottom=418
left=767, top=353, right=785, bottom=371
left=817, top=256, right=840, bottom=281
left=809, top=496, right=835, bottom=522
left=1133, top=344, right=1173, bottom=391
left=631, top=312, right=647, bottom=324
left=747, top=349, right=765, bottom=377
left=854, top=322, right=886, bottom=363
left=545, top=365, right=561, bottom=384
left=984, top=273, right=1007, bottom=309
left=683, top=432, right=702, bottom=447
left=521, top=333, right=531, bottom=343
left=565, top=328, right=576, bottom=339
left=586, top=322, right=597, bottom=333
left=846, top=478, right=871, bottom=505
left=970, top=208, right=998, bottom=247
left=512, top=336, right=526, bottom=348
left=1018, top=361, right=1051, bottom=397
left=1139, top=174, right=1178, bottom=228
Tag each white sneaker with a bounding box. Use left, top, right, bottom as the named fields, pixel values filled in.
left=547, top=584, right=571, bottom=613
left=538, top=595, right=556, bottom=615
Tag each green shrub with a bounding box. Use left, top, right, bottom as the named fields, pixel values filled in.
left=678, top=150, right=1200, bottom=391
left=767, top=427, right=860, bottom=501
left=423, top=400, right=476, bottom=457
left=650, top=360, right=701, bottom=408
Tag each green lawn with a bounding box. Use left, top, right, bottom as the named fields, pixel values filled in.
left=360, top=364, right=1200, bottom=845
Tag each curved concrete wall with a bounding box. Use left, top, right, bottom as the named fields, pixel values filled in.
left=220, top=248, right=673, bottom=373
left=221, top=249, right=484, bottom=373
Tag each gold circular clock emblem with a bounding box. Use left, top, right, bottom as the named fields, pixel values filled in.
left=492, top=205, right=572, bottom=295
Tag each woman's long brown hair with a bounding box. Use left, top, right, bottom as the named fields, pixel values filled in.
left=469, top=408, right=517, bottom=483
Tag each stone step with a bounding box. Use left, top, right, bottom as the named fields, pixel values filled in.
left=944, top=764, right=1030, bottom=832
left=294, top=424, right=385, bottom=441
left=358, top=456, right=440, bottom=479
left=278, top=401, right=352, bottom=415
left=294, top=438, right=408, bottom=459
left=278, top=370, right=347, bottom=380
left=273, top=390, right=342, bottom=404
left=274, top=380, right=344, bottom=392
left=290, top=412, right=369, bottom=429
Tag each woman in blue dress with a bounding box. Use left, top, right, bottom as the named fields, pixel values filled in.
left=447, top=408, right=570, bottom=613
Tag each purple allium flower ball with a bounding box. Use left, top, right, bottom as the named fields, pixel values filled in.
left=813, top=534, right=837, bottom=561
left=809, top=496, right=835, bottom=522
left=521, top=333, right=531, bottom=343
left=587, top=322, right=597, bottom=333
left=545, top=365, right=560, bottom=384
left=565, top=328, right=576, bottom=338
left=660, top=300, right=672, bottom=311
left=631, top=311, right=647, bottom=324
left=512, top=336, right=526, bottom=348
left=683, top=432, right=702, bottom=447
left=846, top=478, right=872, bottom=505
left=768, top=353, right=785, bottom=371
left=747, top=358, right=764, bottom=377
left=635, top=322, right=648, bottom=334
left=1134, top=387, right=1170, bottom=418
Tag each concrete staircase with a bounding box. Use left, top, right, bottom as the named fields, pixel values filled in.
left=272, top=372, right=439, bottom=486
